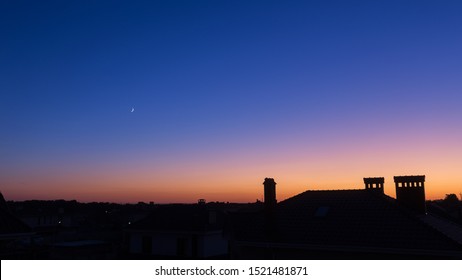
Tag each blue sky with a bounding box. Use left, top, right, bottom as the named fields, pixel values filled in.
left=2, top=1, right=462, bottom=202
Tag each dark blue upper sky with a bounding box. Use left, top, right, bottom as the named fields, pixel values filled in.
left=2, top=1, right=462, bottom=202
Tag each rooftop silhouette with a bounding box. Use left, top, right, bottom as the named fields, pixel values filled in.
left=1, top=175, right=462, bottom=260
left=229, top=175, right=462, bottom=259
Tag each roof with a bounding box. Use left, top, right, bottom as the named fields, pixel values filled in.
left=419, top=214, right=462, bottom=245
left=0, top=193, right=32, bottom=236
left=231, top=189, right=462, bottom=254
left=126, top=204, right=224, bottom=232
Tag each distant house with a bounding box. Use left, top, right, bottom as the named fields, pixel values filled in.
left=0, top=192, right=34, bottom=259
left=125, top=202, right=228, bottom=259
left=19, top=208, right=74, bottom=230
left=229, top=176, right=462, bottom=259
left=6, top=200, right=153, bottom=259
left=14, top=200, right=78, bottom=231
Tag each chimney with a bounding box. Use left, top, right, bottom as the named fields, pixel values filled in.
left=263, top=178, right=277, bottom=241
left=263, top=178, right=277, bottom=212
left=394, top=175, right=426, bottom=214
left=363, top=177, right=385, bottom=194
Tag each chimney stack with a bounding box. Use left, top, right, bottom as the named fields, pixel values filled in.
left=363, top=177, right=385, bottom=194
left=263, top=178, right=277, bottom=241
left=394, top=175, right=426, bottom=214
left=263, top=178, right=277, bottom=212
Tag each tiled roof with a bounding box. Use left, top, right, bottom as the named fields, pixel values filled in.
left=127, top=204, right=224, bottom=232
left=419, top=214, right=462, bottom=245
left=231, top=189, right=462, bottom=253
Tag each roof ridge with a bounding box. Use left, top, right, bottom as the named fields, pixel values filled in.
left=303, top=189, right=363, bottom=192
left=278, top=189, right=372, bottom=205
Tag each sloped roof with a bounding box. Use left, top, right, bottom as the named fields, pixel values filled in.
left=126, top=204, right=224, bottom=232
left=231, top=189, right=462, bottom=253
left=0, top=193, right=32, bottom=235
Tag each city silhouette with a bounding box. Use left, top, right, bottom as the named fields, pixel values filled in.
left=2, top=175, right=462, bottom=259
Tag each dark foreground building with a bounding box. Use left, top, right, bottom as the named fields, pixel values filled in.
left=229, top=176, right=462, bottom=259
left=0, top=193, right=34, bottom=259
left=125, top=202, right=228, bottom=259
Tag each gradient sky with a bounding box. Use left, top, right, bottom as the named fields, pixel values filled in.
left=1, top=0, right=462, bottom=203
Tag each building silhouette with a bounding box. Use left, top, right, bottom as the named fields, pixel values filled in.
left=229, top=176, right=462, bottom=259
left=0, top=192, right=34, bottom=259
left=125, top=201, right=228, bottom=259
left=2, top=175, right=462, bottom=260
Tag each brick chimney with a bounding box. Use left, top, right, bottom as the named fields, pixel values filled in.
left=363, top=177, right=384, bottom=194
left=394, top=175, right=426, bottom=214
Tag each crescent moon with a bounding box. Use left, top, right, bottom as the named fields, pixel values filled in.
left=131, top=107, right=135, bottom=113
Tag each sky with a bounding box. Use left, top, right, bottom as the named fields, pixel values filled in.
left=1, top=0, right=462, bottom=203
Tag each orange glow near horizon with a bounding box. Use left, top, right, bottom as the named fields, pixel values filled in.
left=2, top=121, right=462, bottom=203
left=3, top=142, right=461, bottom=203
left=2, top=172, right=461, bottom=204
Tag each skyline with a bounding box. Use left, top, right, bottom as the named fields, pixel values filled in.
left=2, top=1, right=462, bottom=203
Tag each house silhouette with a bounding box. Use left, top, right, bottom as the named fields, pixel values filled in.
left=229, top=176, right=462, bottom=259
left=125, top=201, right=228, bottom=259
